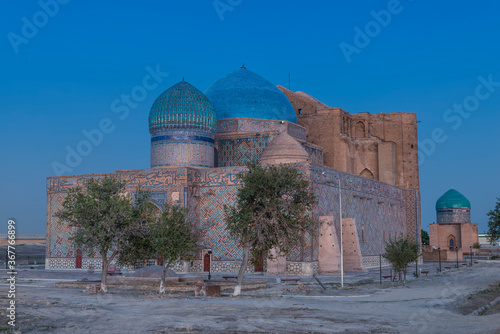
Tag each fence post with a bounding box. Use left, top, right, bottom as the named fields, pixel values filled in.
left=379, top=254, right=382, bottom=284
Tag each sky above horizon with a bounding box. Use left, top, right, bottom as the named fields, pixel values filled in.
left=1, top=0, right=499, bottom=235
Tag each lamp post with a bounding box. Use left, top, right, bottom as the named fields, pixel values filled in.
left=339, top=175, right=343, bottom=289
left=438, top=247, right=441, bottom=272
left=455, top=246, right=459, bottom=268
left=469, top=246, right=472, bottom=266
left=207, top=250, right=212, bottom=280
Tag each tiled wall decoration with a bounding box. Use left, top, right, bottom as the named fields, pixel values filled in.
left=151, top=141, right=214, bottom=168
left=47, top=161, right=418, bottom=275
left=216, top=118, right=306, bottom=141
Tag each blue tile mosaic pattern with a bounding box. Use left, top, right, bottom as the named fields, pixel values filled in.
left=46, top=163, right=419, bottom=274
left=151, top=140, right=214, bottom=168
left=216, top=118, right=306, bottom=140
left=205, top=68, right=297, bottom=123
left=216, top=135, right=322, bottom=167
left=149, top=80, right=216, bottom=133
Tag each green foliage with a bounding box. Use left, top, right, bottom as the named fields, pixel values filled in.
left=150, top=204, right=199, bottom=269
left=472, top=242, right=481, bottom=250
left=487, top=198, right=500, bottom=244
left=55, top=177, right=155, bottom=292
left=117, top=188, right=159, bottom=267
left=225, top=161, right=318, bottom=258
left=55, top=177, right=131, bottom=260
left=421, top=229, right=429, bottom=245
left=118, top=201, right=200, bottom=293
left=382, top=234, right=420, bottom=282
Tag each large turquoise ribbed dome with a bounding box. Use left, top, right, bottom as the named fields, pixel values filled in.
left=436, top=189, right=471, bottom=209
left=149, top=80, right=217, bottom=133
left=205, top=68, right=297, bottom=123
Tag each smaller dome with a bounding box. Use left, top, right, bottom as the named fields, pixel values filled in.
left=149, top=80, right=217, bottom=133
left=260, top=133, right=309, bottom=165
left=436, top=189, right=471, bottom=210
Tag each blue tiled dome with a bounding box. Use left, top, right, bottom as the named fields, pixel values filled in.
left=436, top=189, right=471, bottom=209
left=205, top=68, right=297, bottom=123
left=149, top=80, right=217, bottom=133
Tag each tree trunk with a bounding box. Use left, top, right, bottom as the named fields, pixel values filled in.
left=100, top=251, right=118, bottom=293
left=101, top=255, right=108, bottom=293
left=233, top=242, right=251, bottom=296
left=159, top=261, right=168, bottom=294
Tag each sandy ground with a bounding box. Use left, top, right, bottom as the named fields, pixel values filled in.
left=1, top=262, right=500, bottom=333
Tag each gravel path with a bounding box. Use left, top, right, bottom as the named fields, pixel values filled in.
left=1, top=262, right=500, bottom=333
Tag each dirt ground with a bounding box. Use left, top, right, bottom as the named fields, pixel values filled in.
left=1, top=262, right=500, bottom=333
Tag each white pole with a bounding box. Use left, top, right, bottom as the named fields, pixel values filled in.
left=339, top=175, right=343, bottom=288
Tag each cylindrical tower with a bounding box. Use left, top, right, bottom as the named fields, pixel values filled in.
left=149, top=80, right=217, bottom=168
left=436, top=188, right=471, bottom=224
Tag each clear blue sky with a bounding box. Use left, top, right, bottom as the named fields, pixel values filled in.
left=1, top=0, right=499, bottom=234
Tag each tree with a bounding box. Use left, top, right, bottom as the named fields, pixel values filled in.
left=487, top=198, right=500, bottom=244
left=382, top=235, right=420, bottom=282
left=55, top=177, right=153, bottom=293
left=119, top=202, right=199, bottom=294
left=421, top=229, right=429, bottom=245
left=224, top=162, right=317, bottom=296
left=150, top=204, right=199, bottom=293
left=117, top=188, right=159, bottom=268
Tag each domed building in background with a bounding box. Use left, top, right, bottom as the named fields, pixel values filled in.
left=46, top=66, right=421, bottom=275
left=423, top=188, right=478, bottom=262
left=436, top=188, right=471, bottom=224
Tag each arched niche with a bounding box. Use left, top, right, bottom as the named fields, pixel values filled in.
left=359, top=168, right=374, bottom=180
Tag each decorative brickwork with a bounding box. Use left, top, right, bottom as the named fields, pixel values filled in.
left=286, top=262, right=318, bottom=275
left=309, top=164, right=406, bottom=257
left=436, top=208, right=470, bottom=224
left=362, top=255, right=391, bottom=268
left=404, top=189, right=421, bottom=244
left=216, top=135, right=322, bottom=167
left=46, top=70, right=420, bottom=276
left=151, top=140, right=214, bottom=168
left=217, top=135, right=275, bottom=167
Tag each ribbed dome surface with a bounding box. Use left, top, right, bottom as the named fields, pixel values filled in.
left=436, top=189, right=471, bottom=209
left=149, top=81, right=217, bottom=133
left=205, top=68, right=297, bottom=123
left=260, top=133, right=309, bottom=165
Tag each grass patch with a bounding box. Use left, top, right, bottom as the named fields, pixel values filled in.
left=452, top=282, right=500, bottom=315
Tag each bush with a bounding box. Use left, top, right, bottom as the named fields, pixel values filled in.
left=383, top=235, right=420, bottom=282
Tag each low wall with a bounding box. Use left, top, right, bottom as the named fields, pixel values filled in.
left=422, top=247, right=463, bottom=262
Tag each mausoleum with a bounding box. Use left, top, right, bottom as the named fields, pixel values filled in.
left=46, top=67, right=421, bottom=274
